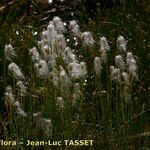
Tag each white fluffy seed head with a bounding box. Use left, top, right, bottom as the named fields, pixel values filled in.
left=29, top=47, right=40, bottom=63
left=115, top=55, right=125, bottom=71
left=122, top=72, right=130, bottom=85
left=126, top=52, right=136, bottom=66
left=60, top=66, right=70, bottom=83
left=34, top=59, right=49, bottom=77
left=53, top=16, right=65, bottom=34
left=5, top=86, right=15, bottom=105
left=69, top=20, right=81, bottom=37
left=60, top=66, right=71, bottom=97
left=4, top=44, right=16, bottom=61
left=68, top=62, right=82, bottom=79
left=126, top=52, right=138, bottom=80
left=41, top=30, right=49, bottom=40
left=127, top=52, right=134, bottom=60
left=110, top=66, right=121, bottom=81
left=94, top=57, right=102, bottom=76
left=14, top=101, right=27, bottom=117
left=101, top=50, right=107, bottom=63
left=8, top=63, right=24, bottom=80
left=81, top=31, right=95, bottom=47
left=47, top=21, right=57, bottom=43
left=55, top=34, right=66, bottom=50
left=16, top=80, right=27, bottom=95
left=100, top=37, right=110, bottom=51
left=41, top=44, right=51, bottom=62
left=63, top=47, right=78, bottom=64
left=117, top=35, right=127, bottom=52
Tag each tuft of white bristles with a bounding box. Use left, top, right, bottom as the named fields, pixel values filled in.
left=34, top=59, right=49, bottom=77
left=126, top=52, right=138, bottom=80
left=69, top=20, right=81, bottom=37
left=29, top=47, right=40, bottom=63
left=60, top=66, right=71, bottom=97
left=16, top=80, right=27, bottom=96
left=110, top=66, right=121, bottom=81
left=68, top=62, right=82, bottom=79
left=4, top=44, right=16, bottom=61
left=122, top=72, right=130, bottom=86
left=8, top=63, right=24, bottom=80
left=41, top=44, right=51, bottom=62
left=55, top=34, right=66, bottom=50
left=115, top=55, right=125, bottom=71
left=117, top=35, right=127, bottom=52
left=99, top=37, right=110, bottom=63
left=94, top=57, right=102, bottom=76
left=5, top=86, right=15, bottom=105
left=81, top=31, right=95, bottom=47
left=14, top=101, right=27, bottom=117
left=53, top=16, right=65, bottom=34
left=100, top=37, right=110, bottom=51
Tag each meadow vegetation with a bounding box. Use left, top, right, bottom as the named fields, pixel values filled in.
left=0, top=0, right=149, bottom=149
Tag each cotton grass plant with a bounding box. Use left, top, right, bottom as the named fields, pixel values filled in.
left=1, top=13, right=149, bottom=149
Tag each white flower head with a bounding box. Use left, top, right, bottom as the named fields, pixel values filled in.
left=14, top=101, right=27, bottom=117
left=8, top=63, right=24, bottom=80
left=41, top=30, right=49, bottom=40
left=115, top=55, right=125, bottom=71
left=55, top=34, right=66, bottom=50
left=63, top=47, right=77, bottom=64
left=122, top=72, right=130, bottom=85
left=126, top=52, right=138, bottom=80
left=29, top=47, right=40, bottom=63
left=5, top=86, right=15, bottom=105
left=100, top=50, right=107, bottom=63
left=17, top=80, right=27, bottom=95
left=110, top=66, right=121, bottom=81
left=53, top=16, right=65, bottom=34
left=4, top=44, right=16, bottom=61
left=69, top=20, right=81, bottom=37
left=34, top=59, right=49, bottom=77
left=47, top=21, right=57, bottom=44
left=60, top=66, right=71, bottom=97
left=68, top=62, right=82, bottom=79
left=126, top=52, right=136, bottom=67
left=94, top=57, right=102, bottom=76
left=81, top=31, right=95, bottom=47
left=100, top=37, right=110, bottom=51
left=41, top=44, right=51, bottom=62
left=117, top=35, right=127, bottom=52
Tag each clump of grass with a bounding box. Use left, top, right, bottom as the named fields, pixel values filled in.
left=0, top=1, right=149, bottom=149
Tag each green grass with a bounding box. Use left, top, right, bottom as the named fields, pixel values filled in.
left=0, top=1, right=149, bottom=149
